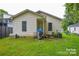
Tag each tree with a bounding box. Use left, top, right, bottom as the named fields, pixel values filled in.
left=0, top=9, right=8, bottom=14
left=62, top=3, right=79, bottom=32
left=0, top=9, right=8, bottom=19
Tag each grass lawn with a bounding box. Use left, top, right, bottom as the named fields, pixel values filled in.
left=0, top=33, right=79, bottom=56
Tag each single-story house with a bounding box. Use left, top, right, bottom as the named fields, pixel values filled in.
left=68, top=23, right=79, bottom=34
left=10, top=9, right=63, bottom=36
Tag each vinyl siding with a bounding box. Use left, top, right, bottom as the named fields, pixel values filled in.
left=68, top=27, right=79, bottom=34
left=11, top=12, right=37, bottom=36
left=39, top=13, right=63, bottom=34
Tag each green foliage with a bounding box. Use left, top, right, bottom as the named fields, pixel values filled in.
left=62, top=19, right=69, bottom=32
left=0, top=9, right=8, bottom=18
left=0, top=9, right=8, bottom=14
left=62, top=3, right=79, bottom=31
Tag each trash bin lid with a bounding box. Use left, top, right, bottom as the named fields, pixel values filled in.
left=37, top=28, right=43, bottom=32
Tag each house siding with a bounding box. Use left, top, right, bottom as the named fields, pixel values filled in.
left=46, top=16, right=62, bottom=32
left=0, top=13, right=12, bottom=37
left=68, top=27, right=79, bottom=34
left=0, top=25, right=9, bottom=37
left=11, top=12, right=37, bottom=36
left=3, top=14, right=11, bottom=18
left=38, top=13, right=63, bottom=34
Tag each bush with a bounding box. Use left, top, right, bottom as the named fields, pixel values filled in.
left=15, top=34, right=19, bottom=38
left=53, top=32, right=62, bottom=38
left=64, top=31, right=70, bottom=35
left=57, top=32, right=62, bottom=38
left=53, top=32, right=57, bottom=37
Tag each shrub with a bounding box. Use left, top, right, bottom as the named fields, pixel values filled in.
left=15, top=34, right=19, bottom=38
left=57, top=32, right=62, bottom=38
left=53, top=32, right=62, bottom=38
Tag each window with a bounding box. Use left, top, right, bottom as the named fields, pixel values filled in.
left=8, top=27, right=13, bottom=33
left=48, top=23, right=52, bottom=31
left=5, top=19, right=9, bottom=23
left=22, top=21, right=27, bottom=32
left=8, top=19, right=12, bottom=23
left=74, top=27, right=76, bottom=31
left=3, top=18, right=9, bottom=23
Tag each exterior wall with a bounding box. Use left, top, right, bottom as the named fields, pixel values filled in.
left=8, top=22, right=13, bottom=27
left=68, top=27, right=79, bottom=34
left=0, top=25, right=9, bottom=37
left=3, top=14, right=11, bottom=18
left=0, top=14, right=11, bottom=23
left=39, top=13, right=63, bottom=34
left=11, top=12, right=38, bottom=36
left=0, top=13, right=12, bottom=37
left=2, top=14, right=12, bottom=28
left=46, top=16, right=62, bottom=32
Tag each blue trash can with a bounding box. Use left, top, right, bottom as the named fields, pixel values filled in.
left=37, top=28, right=43, bottom=39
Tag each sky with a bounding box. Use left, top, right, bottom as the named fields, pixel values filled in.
left=0, top=0, right=78, bottom=18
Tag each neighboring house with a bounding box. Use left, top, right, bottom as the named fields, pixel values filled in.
left=0, top=13, right=12, bottom=37
left=68, top=23, right=79, bottom=34
left=10, top=9, right=63, bottom=36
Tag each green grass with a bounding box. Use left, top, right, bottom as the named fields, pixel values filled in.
left=0, top=34, right=79, bottom=56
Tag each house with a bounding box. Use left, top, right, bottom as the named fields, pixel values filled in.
left=68, top=23, right=79, bottom=34
left=10, top=9, right=63, bottom=36
left=37, top=11, right=63, bottom=34
left=0, top=13, right=12, bottom=37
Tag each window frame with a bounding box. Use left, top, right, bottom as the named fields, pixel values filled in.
left=48, top=22, right=52, bottom=31
left=22, top=21, right=27, bottom=32
left=8, top=27, right=13, bottom=34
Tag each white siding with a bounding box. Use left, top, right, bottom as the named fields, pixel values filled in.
left=8, top=22, right=13, bottom=27
left=68, top=27, right=79, bottom=34
left=46, top=16, right=62, bottom=32
left=11, top=12, right=38, bottom=36
left=39, top=13, right=63, bottom=34
left=3, top=14, right=11, bottom=18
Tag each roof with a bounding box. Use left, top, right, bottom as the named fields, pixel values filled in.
left=36, top=10, right=62, bottom=21
left=69, top=23, right=79, bottom=27
left=12, top=9, right=43, bottom=19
